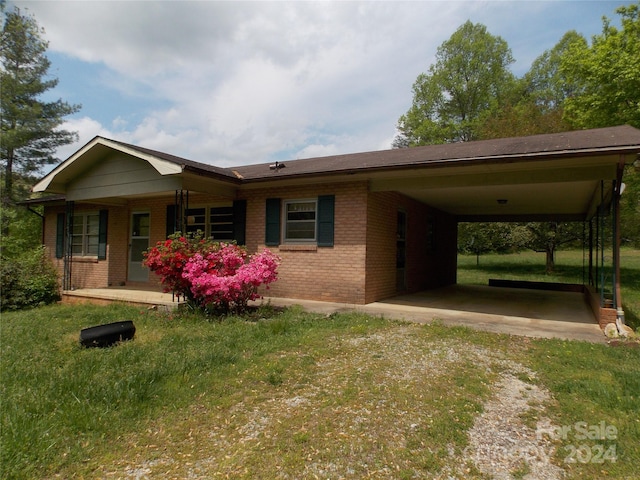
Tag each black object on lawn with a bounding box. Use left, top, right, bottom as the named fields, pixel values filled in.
left=80, top=321, right=136, bottom=348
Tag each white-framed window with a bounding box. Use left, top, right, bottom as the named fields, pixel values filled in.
left=185, top=204, right=234, bottom=240
left=72, top=212, right=100, bottom=256
left=284, top=199, right=317, bottom=242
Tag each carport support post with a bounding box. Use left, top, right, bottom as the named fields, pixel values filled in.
left=613, top=158, right=625, bottom=322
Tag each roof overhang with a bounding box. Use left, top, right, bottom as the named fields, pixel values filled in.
left=30, top=126, right=640, bottom=222
left=235, top=127, right=640, bottom=222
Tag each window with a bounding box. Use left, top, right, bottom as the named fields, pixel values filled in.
left=185, top=204, right=234, bottom=241
left=284, top=199, right=317, bottom=242
left=72, top=213, right=100, bottom=256
left=265, top=196, right=334, bottom=247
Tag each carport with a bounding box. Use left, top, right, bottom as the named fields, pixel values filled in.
left=367, top=126, right=640, bottom=327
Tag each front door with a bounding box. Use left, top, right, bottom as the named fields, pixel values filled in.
left=128, top=212, right=150, bottom=282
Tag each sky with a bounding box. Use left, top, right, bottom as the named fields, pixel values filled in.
left=9, top=0, right=636, bottom=169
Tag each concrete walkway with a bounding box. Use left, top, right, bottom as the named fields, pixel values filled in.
left=63, top=284, right=606, bottom=343
left=257, top=285, right=605, bottom=343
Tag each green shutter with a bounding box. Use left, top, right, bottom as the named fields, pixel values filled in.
left=317, top=195, right=335, bottom=247
left=265, top=198, right=281, bottom=246
left=233, top=200, right=247, bottom=245
left=98, top=210, right=108, bottom=260
left=56, top=213, right=65, bottom=258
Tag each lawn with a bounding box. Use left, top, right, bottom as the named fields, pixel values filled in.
left=2, top=296, right=639, bottom=478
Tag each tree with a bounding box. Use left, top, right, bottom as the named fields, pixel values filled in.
left=458, top=222, right=514, bottom=264
left=561, top=2, right=640, bottom=129
left=519, top=222, right=584, bottom=273
left=1, top=3, right=80, bottom=207
left=477, top=31, right=585, bottom=139
left=394, top=21, right=516, bottom=147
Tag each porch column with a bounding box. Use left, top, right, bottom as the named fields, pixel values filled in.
left=613, top=157, right=625, bottom=321
left=63, top=201, right=75, bottom=291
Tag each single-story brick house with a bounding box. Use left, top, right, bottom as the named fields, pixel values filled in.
left=30, top=125, right=640, bottom=323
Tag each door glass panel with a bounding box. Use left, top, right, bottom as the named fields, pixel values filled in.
left=130, top=239, right=148, bottom=262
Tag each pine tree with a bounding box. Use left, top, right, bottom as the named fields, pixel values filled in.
left=1, top=3, right=80, bottom=207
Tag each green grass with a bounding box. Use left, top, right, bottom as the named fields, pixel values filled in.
left=2, top=252, right=640, bottom=478
left=458, top=248, right=640, bottom=330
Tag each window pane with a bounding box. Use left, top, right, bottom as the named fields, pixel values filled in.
left=87, top=238, right=99, bottom=255
left=86, top=214, right=99, bottom=235
left=285, top=201, right=316, bottom=241
left=72, top=217, right=84, bottom=235
left=286, top=222, right=315, bottom=240
left=288, top=211, right=315, bottom=221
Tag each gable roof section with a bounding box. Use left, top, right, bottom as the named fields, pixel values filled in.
left=32, top=136, right=239, bottom=194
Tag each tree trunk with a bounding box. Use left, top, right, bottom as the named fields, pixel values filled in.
left=1, top=151, right=14, bottom=238
left=545, top=247, right=555, bottom=273
left=3, top=149, right=13, bottom=205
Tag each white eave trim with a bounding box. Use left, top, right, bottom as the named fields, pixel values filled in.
left=32, top=137, right=184, bottom=193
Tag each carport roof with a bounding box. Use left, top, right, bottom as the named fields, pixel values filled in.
left=232, top=125, right=640, bottom=181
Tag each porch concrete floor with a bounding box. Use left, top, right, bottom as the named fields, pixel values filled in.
left=62, top=288, right=183, bottom=310
left=63, top=284, right=605, bottom=343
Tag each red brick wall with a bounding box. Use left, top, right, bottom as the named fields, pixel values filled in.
left=365, top=192, right=398, bottom=302
left=44, top=205, right=110, bottom=289
left=241, top=181, right=369, bottom=304
left=42, top=186, right=457, bottom=303
left=364, top=191, right=457, bottom=303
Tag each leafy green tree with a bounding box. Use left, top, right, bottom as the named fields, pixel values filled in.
left=621, top=166, right=640, bottom=247
left=562, top=2, right=640, bottom=129
left=394, top=21, right=516, bottom=147
left=458, top=222, right=514, bottom=265
left=519, top=222, right=584, bottom=273
left=477, top=31, right=584, bottom=139
left=1, top=3, right=80, bottom=207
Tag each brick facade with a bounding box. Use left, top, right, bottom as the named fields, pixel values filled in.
left=44, top=181, right=458, bottom=304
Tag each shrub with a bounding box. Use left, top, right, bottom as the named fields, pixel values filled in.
left=142, top=233, right=214, bottom=302
left=0, top=247, right=60, bottom=311
left=144, top=233, right=280, bottom=314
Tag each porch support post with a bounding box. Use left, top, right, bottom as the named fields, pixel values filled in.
left=613, top=156, right=625, bottom=321
left=588, top=219, right=594, bottom=286
left=174, top=189, right=189, bottom=234
left=63, top=201, right=75, bottom=291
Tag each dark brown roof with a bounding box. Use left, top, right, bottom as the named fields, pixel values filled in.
left=81, top=126, right=640, bottom=184
left=104, top=137, right=240, bottom=182
left=232, top=125, right=640, bottom=181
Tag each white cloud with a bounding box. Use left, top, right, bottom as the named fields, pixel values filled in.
left=15, top=0, right=629, bottom=168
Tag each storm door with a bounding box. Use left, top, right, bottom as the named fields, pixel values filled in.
left=128, top=212, right=150, bottom=282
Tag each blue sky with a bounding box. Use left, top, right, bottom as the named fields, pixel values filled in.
left=10, top=0, right=636, bottom=169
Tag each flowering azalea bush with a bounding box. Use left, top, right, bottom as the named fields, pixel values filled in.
left=144, top=233, right=280, bottom=313
left=143, top=233, right=212, bottom=302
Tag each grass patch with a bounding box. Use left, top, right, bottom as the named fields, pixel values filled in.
left=2, top=252, right=640, bottom=479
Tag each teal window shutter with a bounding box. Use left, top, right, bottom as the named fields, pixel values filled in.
left=265, top=198, right=281, bottom=246
left=317, top=195, right=335, bottom=247
left=233, top=200, right=247, bottom=245
left=56, top=213, right=65, bottom=258
left=98, top=210, right=108, bottom=260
